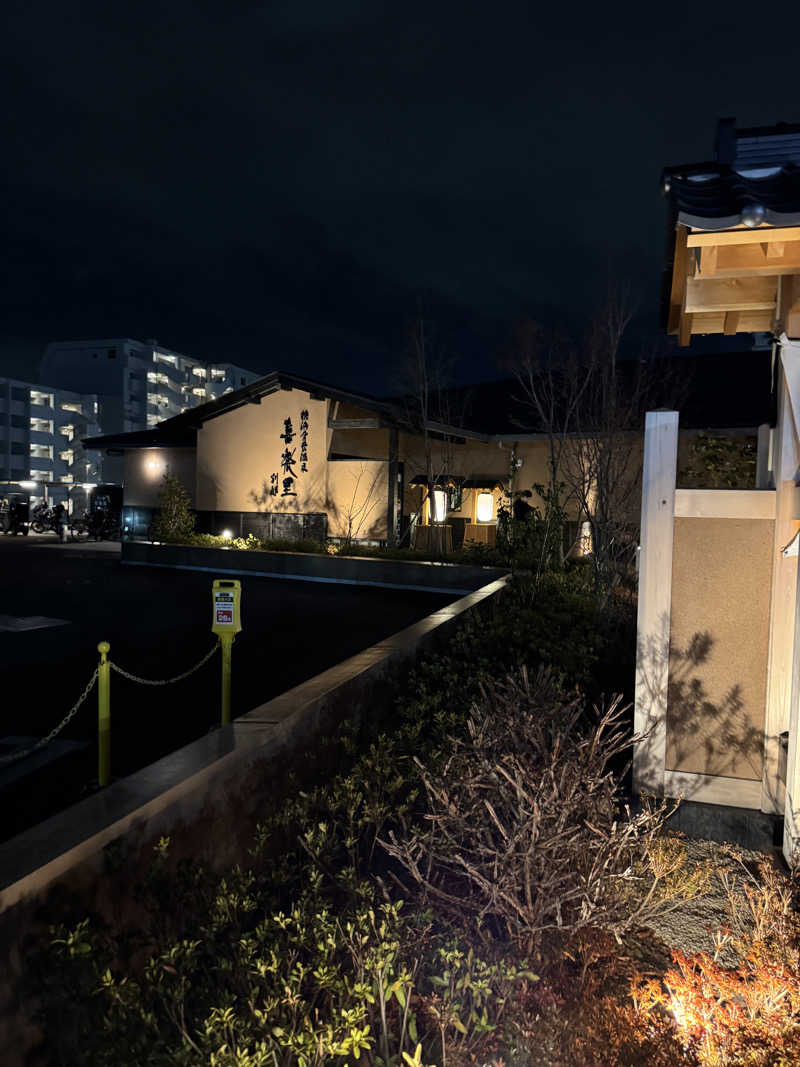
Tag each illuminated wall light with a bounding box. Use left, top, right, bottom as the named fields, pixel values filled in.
left=578, top=520, right=593, bottom=557
left=476, top=492, right=494, bottom=523
left=431, top=489, right=447, bottom=523
left=221, top=529, right=233, bottom=540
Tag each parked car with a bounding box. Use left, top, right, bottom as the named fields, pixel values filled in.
left=0, top=493, right=30, bottom=535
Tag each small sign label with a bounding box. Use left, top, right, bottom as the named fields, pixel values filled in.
left=214, top=592, right=234, bottom=626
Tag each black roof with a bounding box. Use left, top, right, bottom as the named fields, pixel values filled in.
left=85, top=370, right=398, bottom=450
left=661, top=163, right=800, bottom=230
left=84, top=426, right=198, bottom=449
left=662, top=118, right=800, bottom=230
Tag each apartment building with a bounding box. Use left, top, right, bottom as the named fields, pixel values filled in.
left=0, top=340, right=260, bottom=501
left=0, top=377, right=101, bottom=504
left=41, top=338, right=259, bottom=434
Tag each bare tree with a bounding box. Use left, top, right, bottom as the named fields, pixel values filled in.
left=393, top=315, right=464, bottom=550
left=339, top=462, right=385, bottom=548
left=509, top=287, right=685, bottom=602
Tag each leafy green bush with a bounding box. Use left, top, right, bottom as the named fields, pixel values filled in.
left=149, top=473, right=196, bottom=542
left=42, top=843, right=536, bottom=1067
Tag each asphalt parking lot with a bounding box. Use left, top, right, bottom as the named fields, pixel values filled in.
left=0, top=535, right=455, bottom=840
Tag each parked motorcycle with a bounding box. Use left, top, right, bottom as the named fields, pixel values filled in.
left=69, top=510, right=121, bottom=542
left=29, top=501, right=55, bottom=534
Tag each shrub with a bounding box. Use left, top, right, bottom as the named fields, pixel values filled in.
left=381, top=668, right=706, bottom=954
left=150, top=473, right=196, bottom=542
left=40, top=843, right=536, bottom=1067
left=632, top=858, right=800, bottom=1065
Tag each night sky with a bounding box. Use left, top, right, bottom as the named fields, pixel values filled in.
left=3, top=1, right=800, bottom=393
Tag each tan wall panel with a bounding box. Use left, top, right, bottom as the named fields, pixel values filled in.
left=326, top=460, right=388, bottom=539
left=330, top=427, right=389, bottom=459
left=196, top=392, right=328, bottom=512
left=667, top=517, right=773, bottom=780
left=124, top=448, right=197, bottom=507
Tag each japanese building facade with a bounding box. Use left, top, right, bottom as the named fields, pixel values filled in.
left=87, top=372, right=555, bottom=546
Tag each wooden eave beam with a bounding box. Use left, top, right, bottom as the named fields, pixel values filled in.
left=701, top=242, right=800, bottom=278
left=687, top=226, right=800, bottom=248
left=699, top=245, right=718, bottom=276
left=684, top=276, right=777, bottom=314
left=691, top=310, right=774, bottom=334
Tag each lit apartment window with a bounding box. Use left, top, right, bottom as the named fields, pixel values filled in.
left=210, top=367, right=227, bottom=381
left=192, top=366, right=207, bottom=378
left=30, top=390, right=54, bottom=407
left=146, top=392, right=170, bottom=408
left=147, top=413, right=160, bottom=427
left=61, top=401, right=83, bottom=415
left=147, top=370, right=169, bottom=385
left=30, top=416, right=54, bottom=433
left=60, top=424, right=75, bottom=441
left=192, top=387, right=206, bottom=398
left=31, top=470, right=53, bottom=482
left=30, top=443, right=53, bottom=460
left=153, top=352, right=178, bottom=367
left=59, top=449, right=75, bottom=464
left=93, top=401, right=99, bottom=415
left=61, top=474, right=73, bottom=484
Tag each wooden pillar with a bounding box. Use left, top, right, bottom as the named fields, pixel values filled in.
left=765, top=342, right=800, bottom=817
left=633, top=411, right=679, bottom=795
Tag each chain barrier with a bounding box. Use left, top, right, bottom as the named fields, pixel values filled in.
left=109, top=639, right=220, bottom=686
left=0, top=667, right=99, bottom=767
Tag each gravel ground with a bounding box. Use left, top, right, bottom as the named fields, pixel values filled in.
left=637, top=835, right=781, bottom=968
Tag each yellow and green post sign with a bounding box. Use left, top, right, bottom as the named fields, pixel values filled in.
left=212, top=579, right=242, bottom=724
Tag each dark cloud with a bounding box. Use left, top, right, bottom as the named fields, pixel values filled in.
left=2, top=0, right=798, bottom=389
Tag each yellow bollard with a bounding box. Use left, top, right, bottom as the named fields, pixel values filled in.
left=211, top=579, right=242, bottom=725
left=97, top=641, right=111, bottom=786
left=220, top=633, right=234, bottom=725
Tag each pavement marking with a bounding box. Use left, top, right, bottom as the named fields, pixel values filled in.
left=0, top=615, right=70, bottom=632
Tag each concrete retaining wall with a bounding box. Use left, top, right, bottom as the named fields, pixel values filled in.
left=0, top=575, right=507, bottom=1065
left=121, top=539, right=508, bottom=594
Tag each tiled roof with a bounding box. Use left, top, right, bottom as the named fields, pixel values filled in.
left=662, top=119, right=800, bottom=229
left=661, top=163, right=800, bottom=230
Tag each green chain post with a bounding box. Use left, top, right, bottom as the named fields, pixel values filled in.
left=97, top=641, right=111, bottom=786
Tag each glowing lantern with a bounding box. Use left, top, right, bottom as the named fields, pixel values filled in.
left=431, top=489, right=447, bottom=523
left=476, top=491, right=494, bottom=523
